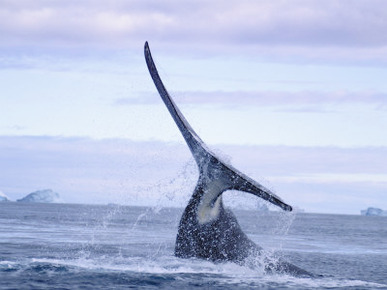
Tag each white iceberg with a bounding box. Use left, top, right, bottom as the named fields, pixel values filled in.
left=17, top=189, right=62, bottom=203
left=361, top=207, right=387, bottom=216
left=0, top=190, right=10, bottom=202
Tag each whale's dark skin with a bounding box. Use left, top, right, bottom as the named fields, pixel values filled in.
left=144, top=42, right=313, bottom=276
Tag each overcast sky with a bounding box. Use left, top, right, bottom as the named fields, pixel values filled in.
left=1, top=1, right=386, bottom=214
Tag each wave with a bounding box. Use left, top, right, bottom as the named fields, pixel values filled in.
left=1, top=256, right=385, bottom=289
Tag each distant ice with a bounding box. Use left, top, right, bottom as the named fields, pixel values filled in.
left=17, top=189, right=63, bottom=203
left=0, top=190, right=10, bottom=202
left=361, top=207, right=387, bottom=216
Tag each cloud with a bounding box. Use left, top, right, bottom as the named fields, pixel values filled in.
left=115, top=90, right=387, bottom=109
left=1, top=1, right=387, bottom=64
left=0, top=136, right=195, bottom=204
left=1, top=135, right=386, bottom=213
left=217, top=144, right=387, bottom=176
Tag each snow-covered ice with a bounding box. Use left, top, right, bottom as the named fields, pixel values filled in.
left=0, top=190, right=10, bottom=202
left=17, top=189, right=62, bottom=203
left=361, top=207, right=387, bottom=216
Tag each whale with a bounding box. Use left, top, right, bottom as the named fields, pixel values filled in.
left=144, top=42, right=312, bottom=276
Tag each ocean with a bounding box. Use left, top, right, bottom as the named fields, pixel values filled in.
left=1, top=202, right=386, bottom=289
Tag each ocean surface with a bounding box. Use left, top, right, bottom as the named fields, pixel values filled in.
left=1, top=202, right=386, bottom=289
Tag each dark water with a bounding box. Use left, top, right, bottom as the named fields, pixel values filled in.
left=1, top=203, right=386, bottom=289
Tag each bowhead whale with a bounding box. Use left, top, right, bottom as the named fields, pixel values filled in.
left=144, top=42, right=312, bottom=276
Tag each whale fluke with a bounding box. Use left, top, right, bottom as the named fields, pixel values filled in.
left=144, top=41, right=312, bottom=276
left=144, top=42, right=291, bottom=212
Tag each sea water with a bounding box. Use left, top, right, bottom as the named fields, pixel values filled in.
left=1, top=202, right=386, bottom=289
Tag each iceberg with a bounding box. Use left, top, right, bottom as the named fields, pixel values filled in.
left=17, top=189, right=62, bottom=203
left=361, top=207, right=387, bottom=216
left=0, top=190, right=10, bottom=202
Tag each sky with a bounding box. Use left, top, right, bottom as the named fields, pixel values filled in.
left=0, top=0, right=386, bottom=214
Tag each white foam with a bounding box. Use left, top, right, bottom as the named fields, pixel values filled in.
left=0, top=260, right=16, bottom=266
left=29, top=256, right=387, bottom=288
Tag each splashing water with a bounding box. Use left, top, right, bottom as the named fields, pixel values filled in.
left=1, top=200, right=387, bottom=289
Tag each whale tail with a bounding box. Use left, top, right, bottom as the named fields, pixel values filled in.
left=144, top=41, right=292, bottom=212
